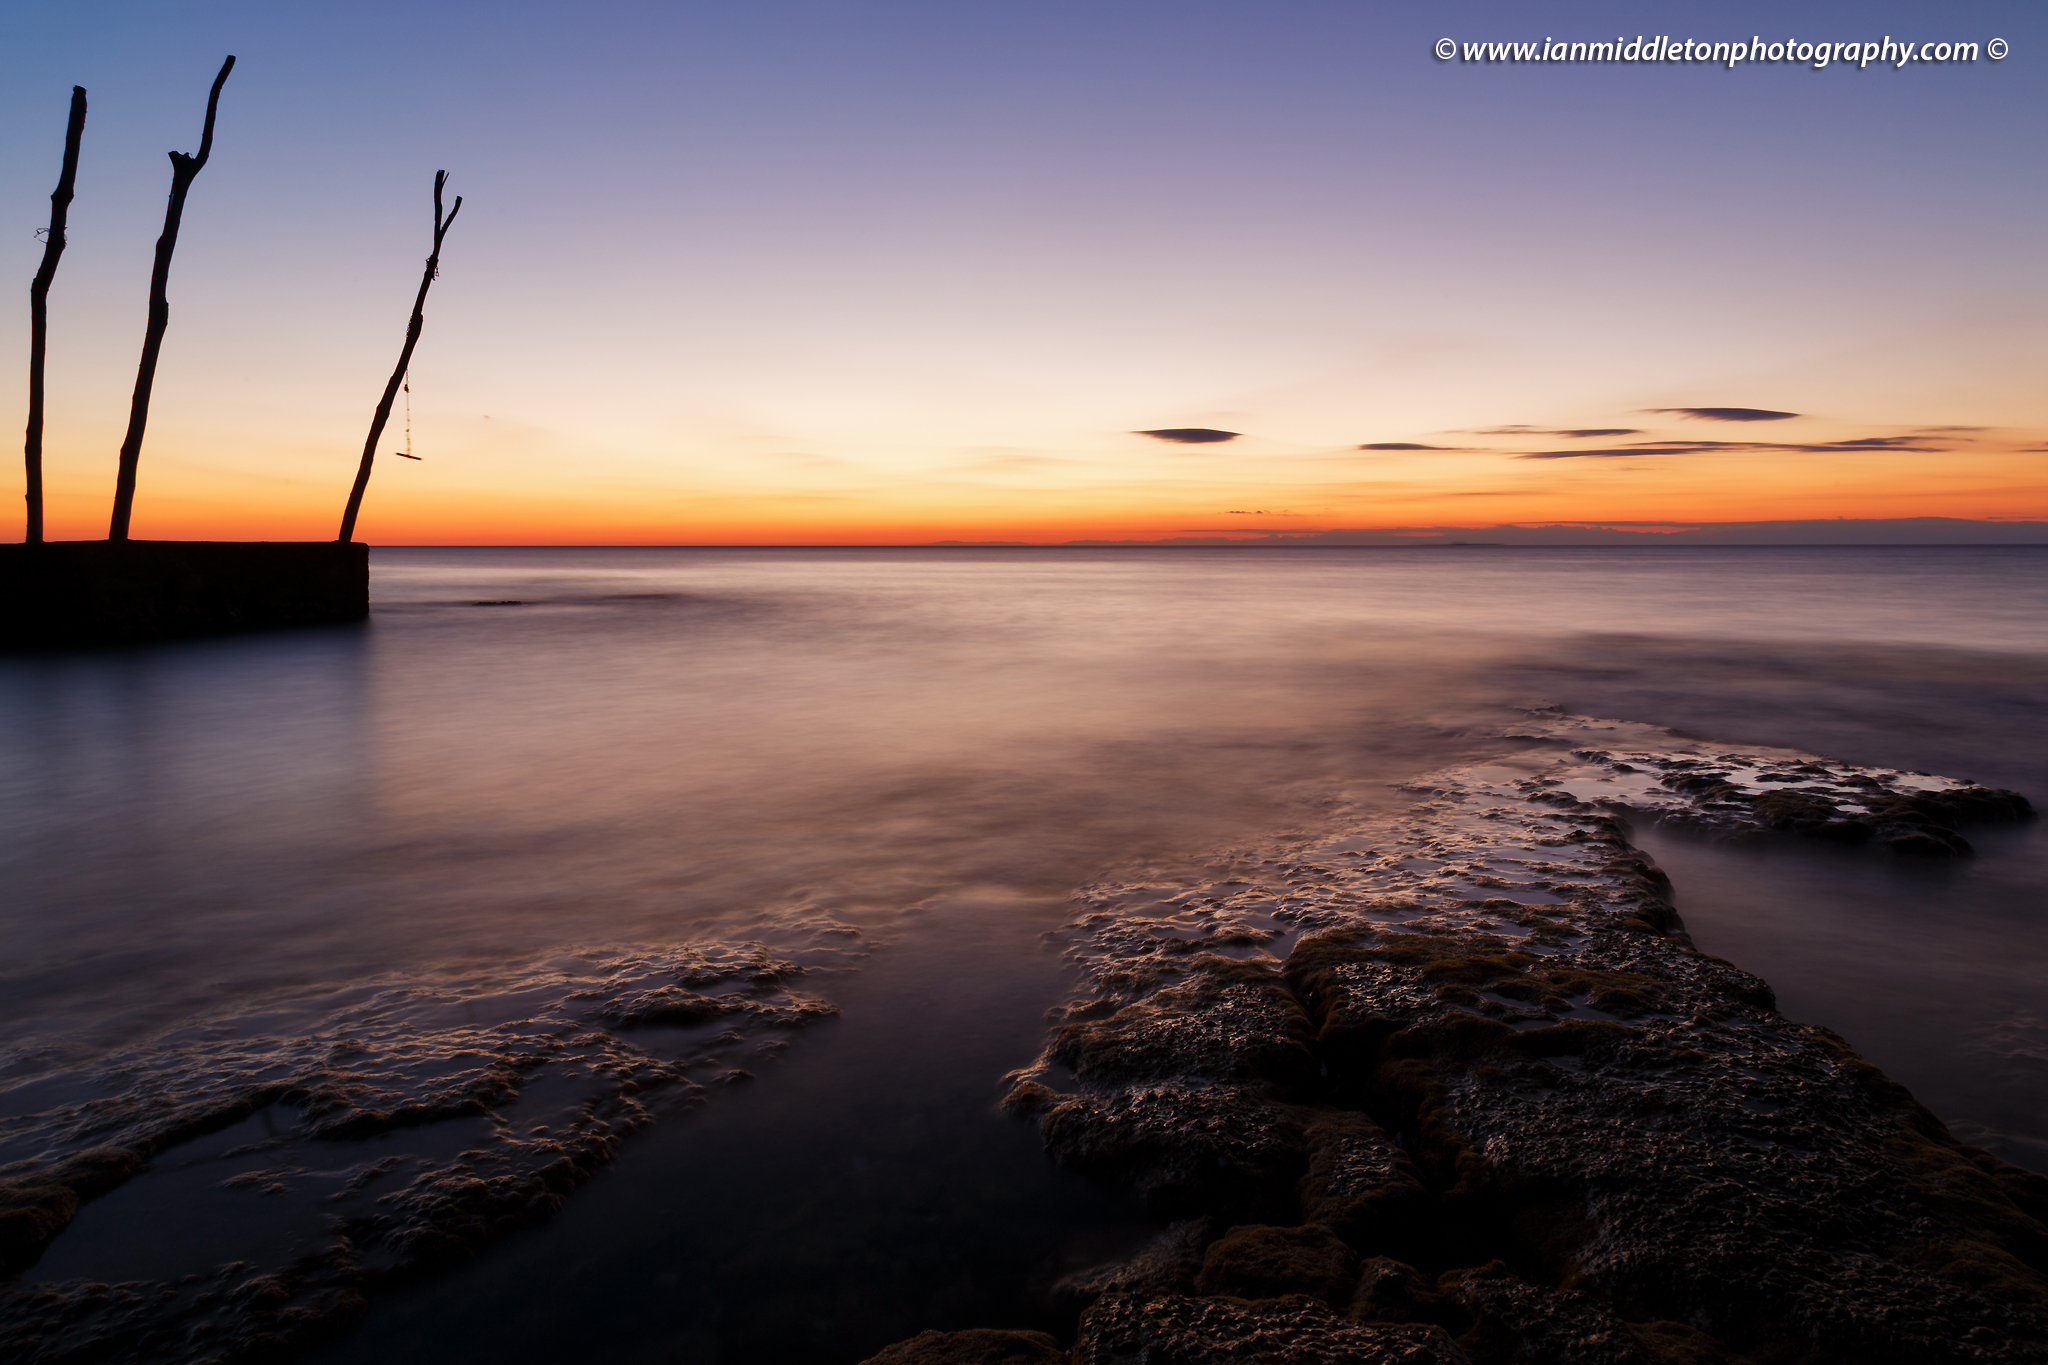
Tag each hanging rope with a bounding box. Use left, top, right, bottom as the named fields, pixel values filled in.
left=337, top=169, right=459, bottom=539
left=395, top=369, right=422, bottom=459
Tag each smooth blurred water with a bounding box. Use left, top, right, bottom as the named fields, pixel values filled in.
left=3, top=545, right=2044, bottom=1361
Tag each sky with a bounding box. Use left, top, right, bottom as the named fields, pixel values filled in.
left=2, top=0, right=2043, bottom=544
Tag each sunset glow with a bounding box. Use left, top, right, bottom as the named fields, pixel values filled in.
left=4, top=1, right=2042, bottom=544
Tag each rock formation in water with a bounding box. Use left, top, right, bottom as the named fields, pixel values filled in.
left=864, top=715, right=2046, bottom=1364
left=1492, top=710, right=2032, bottom=857
left=0, top=936, right=851, bottom=1364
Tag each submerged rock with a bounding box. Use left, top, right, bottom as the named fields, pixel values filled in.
left=1493, top=710, right=2033, bottom=857
left=1293, top=1111, right=1428, bottom=1250
left=1050, top=1218, right=1214, bottom=1308
left=1194, top=1222, right=1357, bottom=1305
left=872, top=715, right=2048, bottom=1364
left=1076, top=1292, right=1463, bottom=1364
left=0, top=938, right=849, bottom=1364
left=859, top=1327, right=1070, bottom=1364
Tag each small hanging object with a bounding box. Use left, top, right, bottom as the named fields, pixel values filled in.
left=393, top=371, right=422, bottom=458
left=338, top=170, right=462, bottom=540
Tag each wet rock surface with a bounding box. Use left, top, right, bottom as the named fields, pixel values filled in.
left=1049, top=1218, right=1215, bottom=1309
left=1493, top=711, right=2033, bottom=858
left=0, top=937, right=851, bottom=1363
left=874, top=715, right=2048, bottom=1364
left=1075, top=1293, right=1462, bottom=1364
left=859, top=1327, right=1072, bottom=1364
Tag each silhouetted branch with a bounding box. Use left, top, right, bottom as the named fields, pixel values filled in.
left=107, top=55, right=234, bottom=541
left=25, top=86, right=87, bottom=545
left=337, top=170, right=463, bottom=543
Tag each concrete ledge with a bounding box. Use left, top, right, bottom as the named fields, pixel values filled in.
left=0, top=541, right=369, bottom=649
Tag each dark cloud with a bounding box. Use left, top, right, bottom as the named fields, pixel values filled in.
left=1136, top=427, right=1238, bottom=444
left=1645, top=407, right=1800, bottom=422
left=1519, top=436, right=1945, bottom=460
left=1359, top=442, right=1461, bottom=450
left=1552, top=428, right=1641, bottom=438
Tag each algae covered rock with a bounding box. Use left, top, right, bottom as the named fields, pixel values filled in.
left=980, top=717, right=2048, bottom=1364
left=1049, top=956, right=1316, bottom=1090
left=1349, top=1256, right=1441, bottom=1327
left=1279, top=923, right=2048, bottom=1362
left=859, top=1326, right=1070, bottom=1364
left=0, top=940, right=850, bottom=1364
left=1296, top=1111, right=1429, bottom=1246
left=1348, top=1259, right=1745, bottom=1364
left=1195, top=1222, right=1359, bottom=1306
left=1023, top=1074, right=1309, bottom=1220
left=1052, top=1218, right=1215, bottom=1308
left=1439, top=1262, right=1672, bottom=1365
left=1075, top=1292, right=1465, bottom=1364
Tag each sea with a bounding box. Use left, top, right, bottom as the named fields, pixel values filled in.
left=2, top=545, right=2044, bottom=1363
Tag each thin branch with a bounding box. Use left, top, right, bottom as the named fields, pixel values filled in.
left=338, top=170, right=463, bottom=542
left=24, top=86, right=86, bottom=545
left=107, top=55, right=234, bottom=541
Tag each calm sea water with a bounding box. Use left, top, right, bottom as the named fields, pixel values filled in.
left=3, top=546, right=2044, bottom=1362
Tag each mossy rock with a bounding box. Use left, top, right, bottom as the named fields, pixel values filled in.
left=0, top=1197, right=74, bottom=1273
left=1078, top=1292, right=1462, bottom=1364
left=858, top=1327, right=1068, bottom=1365
left=1420, top=953, right=1534, bottom=987
left=1350, top=1256, right=1444, bottom=1326
left=1297, top=1112, right=1428, bottom=1246
left=0, top=1151, right=135, bottom=1275
left=1624, top=1319, right=1761, bottom=1365
left=1196, top=1222, right=1359, bottom=1305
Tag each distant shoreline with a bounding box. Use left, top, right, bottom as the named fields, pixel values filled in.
left=356, top=537, right=2048, bottom=549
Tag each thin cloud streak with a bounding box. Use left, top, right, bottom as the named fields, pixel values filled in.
left=1520, top=437, right=1948, bottom=460
left=1644, top=407, right=1801, bottom=422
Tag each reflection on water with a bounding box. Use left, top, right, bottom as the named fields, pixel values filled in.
left=2, top=546, right=2043, bottom=1361
left=0, top=548, right=1560, bottom=1060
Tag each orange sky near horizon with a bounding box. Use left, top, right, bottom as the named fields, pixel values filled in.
left=5, top=3, right=2043, bottom=546
left=20, top=412, right=2045, bottom=544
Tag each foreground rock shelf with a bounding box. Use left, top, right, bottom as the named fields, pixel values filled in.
left=870, top=715, right=2046, bottom=1365
left=0, top=936, right=854, bottom=1363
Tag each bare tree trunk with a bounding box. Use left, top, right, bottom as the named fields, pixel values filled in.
left=24, top=87, right=87, bottom=544
left=338, top=170, right=462, bottom=543
left=107, top=56, right=233, bottom=542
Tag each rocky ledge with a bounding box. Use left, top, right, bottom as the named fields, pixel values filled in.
left=0, top=936, right=852, bottom=1364
left=866, top=716, right=2046, bottom=1364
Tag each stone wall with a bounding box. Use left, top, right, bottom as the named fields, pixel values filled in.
left=0, top=541, right=368, bottom=648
